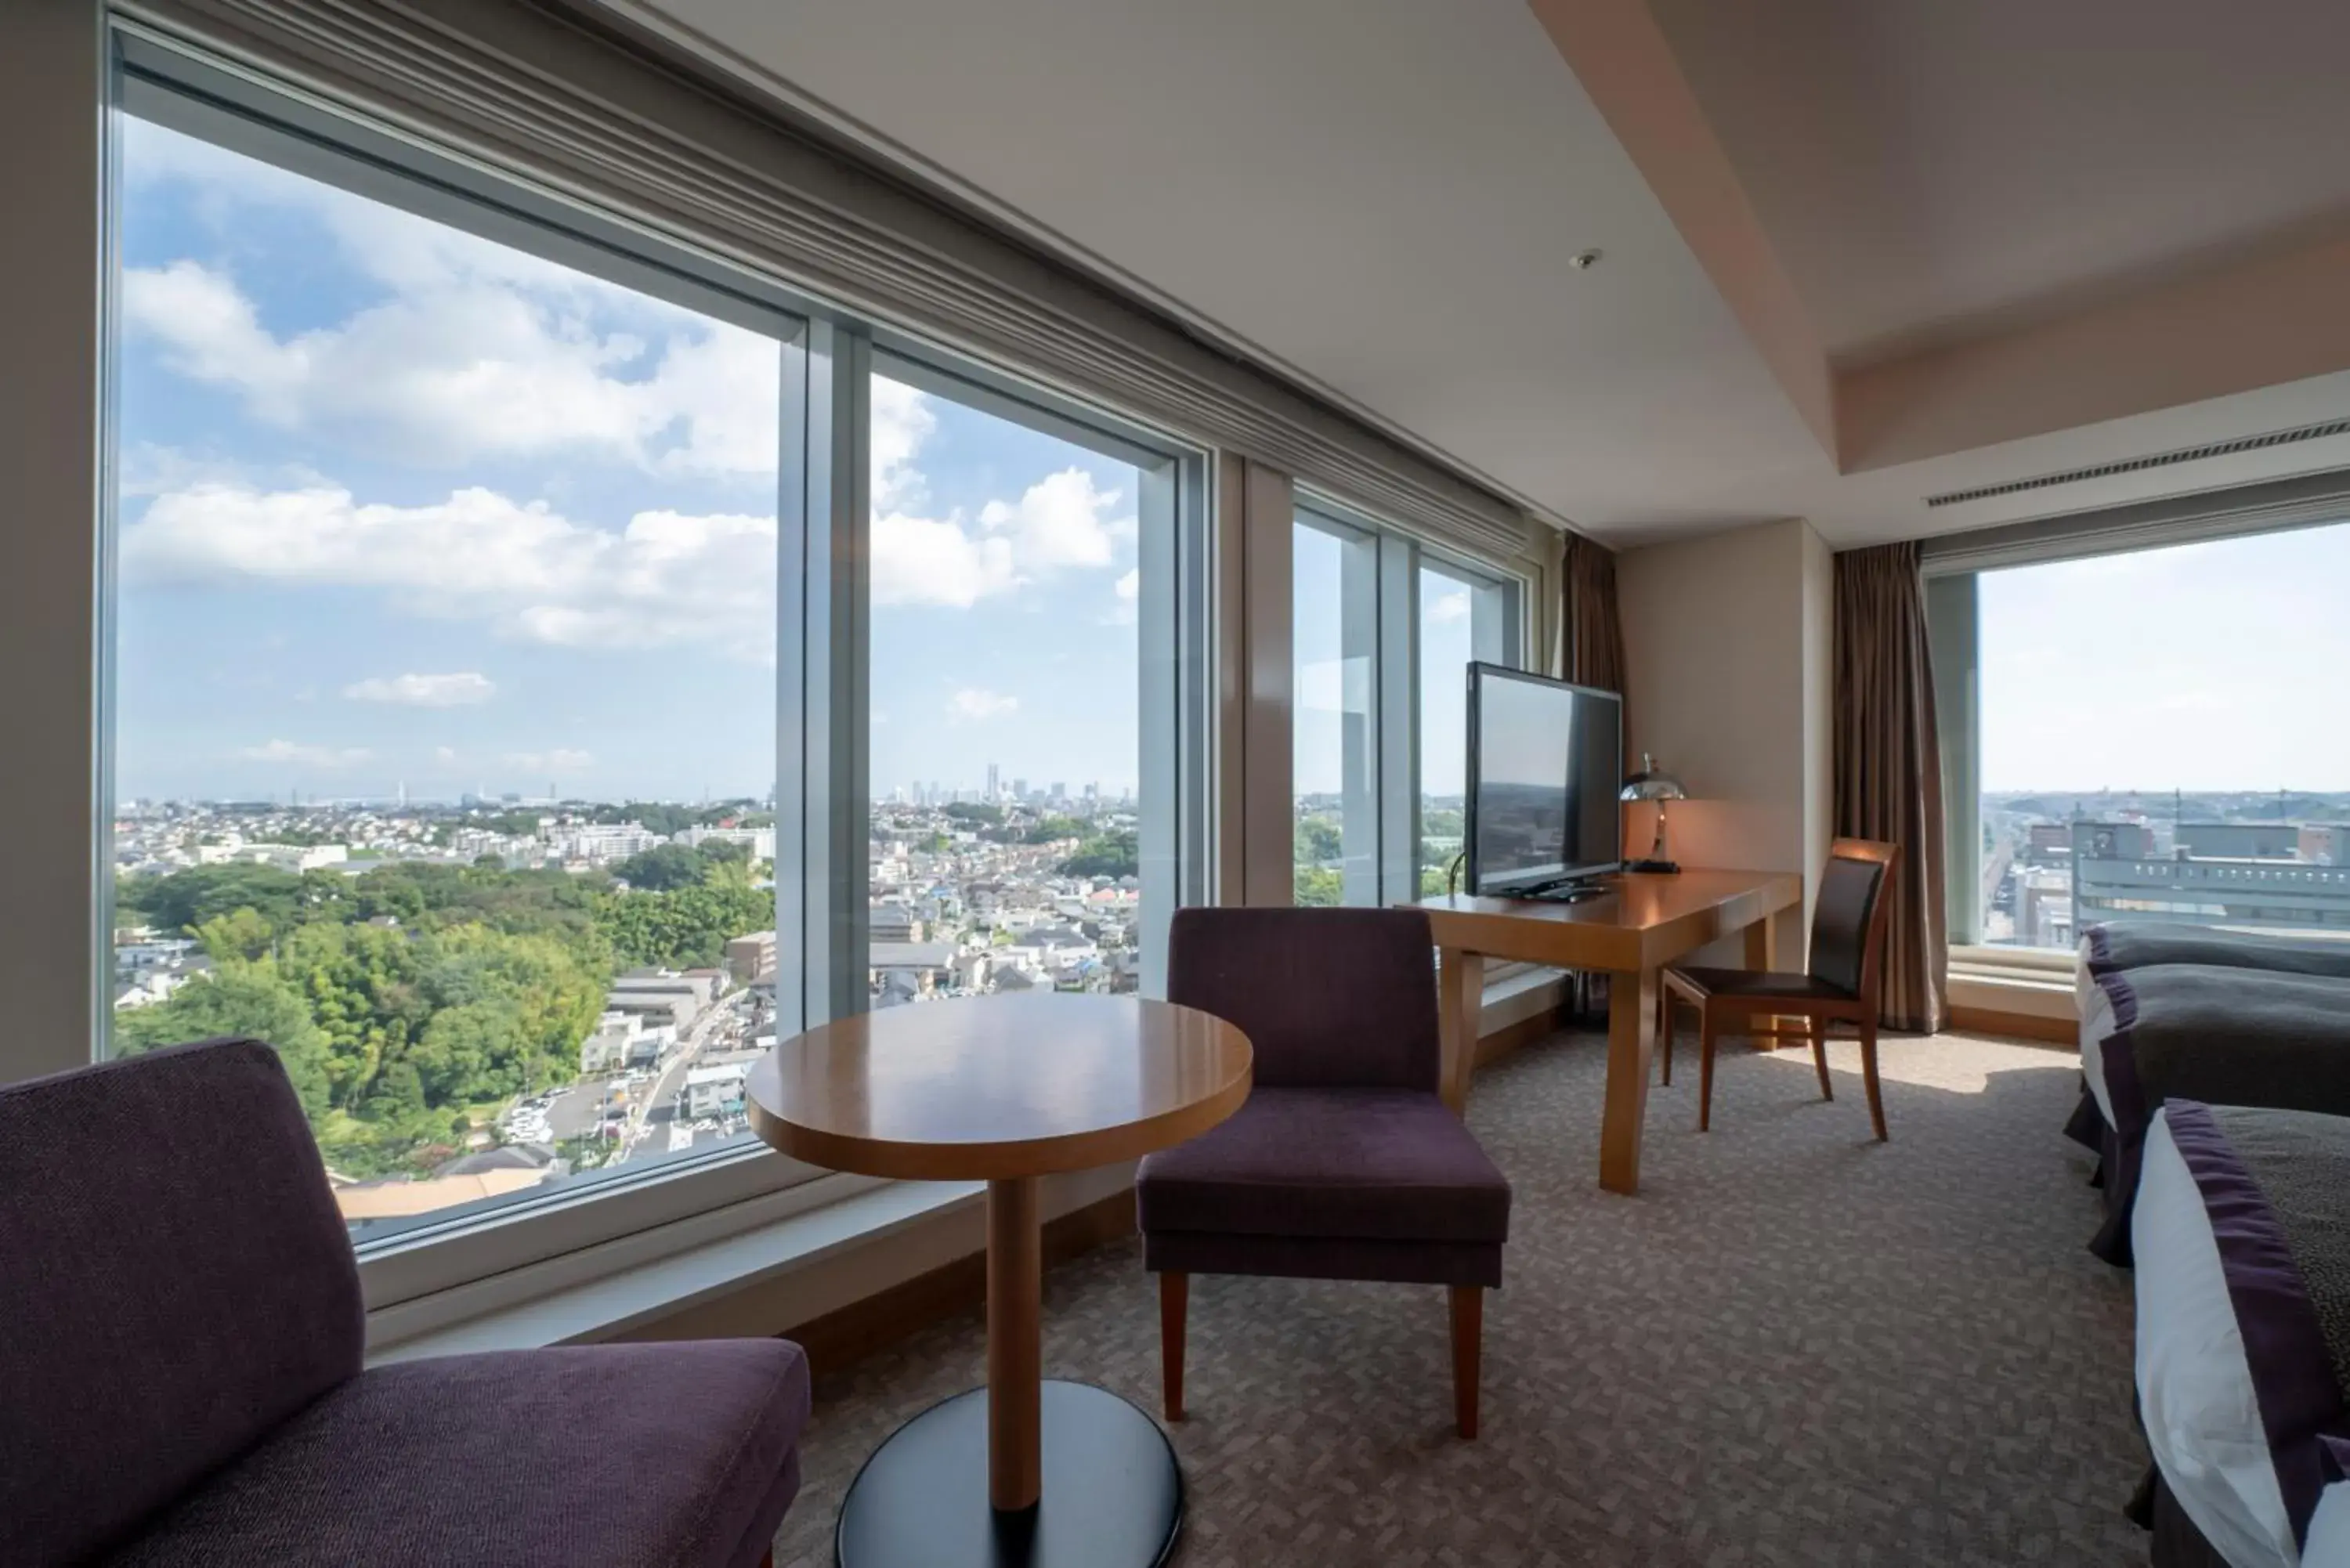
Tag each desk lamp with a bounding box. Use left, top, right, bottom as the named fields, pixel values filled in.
left=1619, top=753, right=1686, bottom=874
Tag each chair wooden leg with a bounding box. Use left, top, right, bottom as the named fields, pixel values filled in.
left=1697, top=1011, right=1718, bottom=1131
left=758, top=1551, right=774, bottom=1568
left=1159, top=1270, right=1188, bottom=1422
left=1448, top=1285, right=1483, bottom=1440
left=1860, top=1018, right=1887, bottom=1141
left=1810, top=1021, right=1834, bottom=1102
left=1658, top=992, right=1675, bottom=1086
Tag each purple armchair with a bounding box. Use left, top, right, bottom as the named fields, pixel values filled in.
left=0, top=1037, right=809, bottom=1567
left=1137, top=908, right=1511, bottom=1438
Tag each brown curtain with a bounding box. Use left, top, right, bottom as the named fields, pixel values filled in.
left=1562, top=533, right=1626, bottom=696
left=1833, top=542, right=1948, bottom=1032
left=1561, top=535, right=1625, bottom=1020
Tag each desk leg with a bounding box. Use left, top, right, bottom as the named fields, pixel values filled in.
left=1599, top=966, right=1659, bottom=1194
left=1437, top=946, right=1484, bottom=1115
left=987, top=1174, right=1042, bottom=1512
left=1743, top=916, right=1781, bottom=1048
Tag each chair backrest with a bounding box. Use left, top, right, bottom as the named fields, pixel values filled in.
left=1167, top=906, right=1441, bottom=1093
left=0, top=1037, right=364, bottom=1565
left=1809, top=837, right=1901, bottom=1000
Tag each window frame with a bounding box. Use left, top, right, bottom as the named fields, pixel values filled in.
left=92, top=24, right=1213, bottom=1319
left=1926, top=496, right=2350, bottom=962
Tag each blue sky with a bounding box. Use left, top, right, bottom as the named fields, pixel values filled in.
left=1978, top=518, right=2350, bottom=793
left=114, top=114, right=1139, bottom=804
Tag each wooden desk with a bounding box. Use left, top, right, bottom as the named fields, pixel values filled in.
left=1412, top=869, right=1801, bottom=1195
left=747, top=992, right=1251, bottom=1567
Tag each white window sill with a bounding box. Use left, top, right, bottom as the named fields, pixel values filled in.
left=367, top=983, right=1562, bottom=1364
left=367, top=1162, right=1137, bottom=1364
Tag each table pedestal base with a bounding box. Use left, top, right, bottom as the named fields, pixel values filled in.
left=834, top=1380, right=1182, bottom=1568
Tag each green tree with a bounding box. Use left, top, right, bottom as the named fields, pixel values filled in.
left=114, top=964, right=333, bottom=1117
left=193, top=905, right=277, bottom=963
left=118, top=862, right=308, bottom=937
left=1293, top=814, right=1343, bottom=866
left=1060, top=829, right=1140, bottom=880
left=612, top=844, right=704, bottom=891
left=598, top=883, right=774, bottom=969
left=943, top=802, right=1004, bottom=826
left=1024, top=815, right=1086, bottom=844
left=1293, top=867, right=1343, bottom=907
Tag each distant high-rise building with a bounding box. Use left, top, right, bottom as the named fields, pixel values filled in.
left=986, top=763, right=1000, bottom=800
left=1050, top=782, right=1065, bottom=801
left=1012, top=778, right=1027, bottom=800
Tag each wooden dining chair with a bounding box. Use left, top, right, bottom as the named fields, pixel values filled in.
left=1658, top=838, right=1901, bottom=1140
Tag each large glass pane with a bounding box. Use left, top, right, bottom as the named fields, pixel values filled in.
left=866, top=372, right=1144, bottom=1003
left=1292, top=516, right=1379, bottom=905
left=1416, top=563, right=1510, bottom=895
left=1976, top=518, right=2350, bottom=947
left=107, top=114, right=793, bottom=1236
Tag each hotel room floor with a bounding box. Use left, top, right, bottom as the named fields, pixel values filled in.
left=772, top=1028, right=2144, bottom=1566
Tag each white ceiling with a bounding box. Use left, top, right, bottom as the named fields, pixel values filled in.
left=1653, top=0, right=2350, bottom=365
left=603, top=0, right=2350, bottom=548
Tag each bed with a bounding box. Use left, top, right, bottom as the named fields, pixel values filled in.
left=2134, top=1101, right=2350, bottom=1568
left=2079, top=923, right=2350, bottom=1024
left=2077, top=963, right=2350, bottom=1263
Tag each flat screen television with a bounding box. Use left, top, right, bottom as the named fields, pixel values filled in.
left=1462, top=663, right=1623, bottom=898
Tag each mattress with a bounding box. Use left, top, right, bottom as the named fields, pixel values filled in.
left=2135, top=1104, right=2350, bottom=1568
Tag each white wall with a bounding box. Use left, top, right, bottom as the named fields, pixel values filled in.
left=1617, top=518, right=1834, bottom=962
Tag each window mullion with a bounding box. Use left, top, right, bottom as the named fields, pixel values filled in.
left=1376, top=535, right=1420, bottom=905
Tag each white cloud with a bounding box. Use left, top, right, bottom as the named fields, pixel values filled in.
left=979, top=468, right=1130, bottom=570
left=870, top=379, right=936, bottom=514
left=342, top=672, right=497, bottom=707
left=506, top=748, right=593, bottom=773
left=433, top=746, right=459, bottom=764
left=123, top=483, right=776, bottom=663
left=238, top=739, right=371, bottom=768
left=871, top=510, right=1021, bottom=607
left=870, top=460, right=1135, bottom=610
left=947, top=688, right=1018, bottom=722
left=1426, top=589, right=1472, bottom=625
left=118, top=261, right=777, bottom=477
left=1104, top=565, right=1143, bottom=626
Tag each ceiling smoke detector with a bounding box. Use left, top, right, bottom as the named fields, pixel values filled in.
left=1569, top=249, right=1602, bottom=270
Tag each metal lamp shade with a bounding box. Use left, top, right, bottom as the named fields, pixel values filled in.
left=1619, top=753, right=1687, bottom=804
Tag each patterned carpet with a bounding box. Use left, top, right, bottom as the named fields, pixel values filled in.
left=773, top=1028, right=2146, bottom=1566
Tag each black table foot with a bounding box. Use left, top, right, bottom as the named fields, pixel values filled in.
left=835, top=1379, right=1182, bottom=1568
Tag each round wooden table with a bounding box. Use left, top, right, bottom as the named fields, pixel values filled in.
left=747, top=992, right=1252, bottom=1568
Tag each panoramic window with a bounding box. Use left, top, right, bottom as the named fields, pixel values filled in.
left=865, top=370, right=1145, bottom=1005
left=107, top=111, right=797, bottom=1234
left=1292, top=514, right=1379, bottom=906
left=1960, top=518, right=2350, bottom=948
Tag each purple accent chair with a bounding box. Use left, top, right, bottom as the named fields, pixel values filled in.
left=1137, top=908, right=1511, bottom=1438
left=0, top=1037, right=809, bottom=1568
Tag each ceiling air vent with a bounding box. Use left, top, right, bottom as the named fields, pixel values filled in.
left=1923, top=417, right=2350, bottom=508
